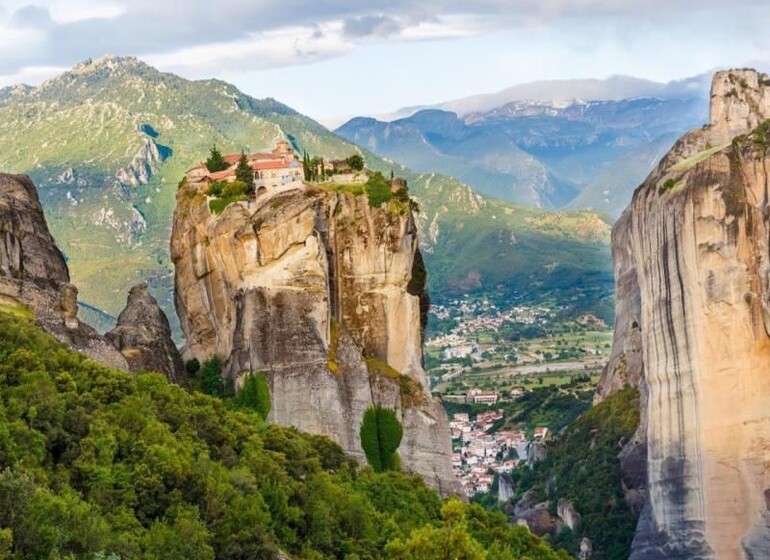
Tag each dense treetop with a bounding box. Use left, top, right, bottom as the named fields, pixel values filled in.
left=0, top=310, right=568, bottom=560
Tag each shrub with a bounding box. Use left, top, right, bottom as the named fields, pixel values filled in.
left=209, top=195, right=246, bottom=215
left=658, top=178, right=677, bottom=195
left=207, top=181, right=227, bottom=197
left=185, top=358, right=200, bottom=376
left=365, top=172, right=393, bottom=208
left=751, top=120, right=770, bottom=149
left=360, top=406, right=403, bottom=472
left=221, top=180, right=248, bottom=198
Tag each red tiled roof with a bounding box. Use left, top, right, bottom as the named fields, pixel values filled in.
left=252, top=160, right=294, bottom=171
left=208, top=169, right=235, bottom=181
left=249, top=152, right=276, bottom=161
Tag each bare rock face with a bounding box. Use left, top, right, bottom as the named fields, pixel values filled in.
left=579, top=537, right=594, bottom=560
left=106, top=283, right=186, bottom=384
left=708, top=70, right=770, bottom=144
left=598, top=69, right=770, bottom=559
left=557, top=499, right=582, bottom=531
left=0, top=173, right=128, bottom=369
left=498, top=474, right=514, bottom=504
left=115, top=138, right=163, bottom=188
left=514, top=502, right=562, bottom=536
left=171, top=183, right=460, bottom=494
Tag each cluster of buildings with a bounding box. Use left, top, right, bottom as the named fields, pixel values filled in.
left=185, top=141, right=367, bottom=201
left=186, top=140, right=304, bottom=195
left=443, top=387, right=499, bottom=405
left=429, top=300, right=556, bottom=343
left=449, top=410, right=549, bottom=497
left=427, top=300, right=558, bottom=367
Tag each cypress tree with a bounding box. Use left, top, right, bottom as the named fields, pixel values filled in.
left=360, top=406, right=403, bottom=472
left=303, top=151, right=311, bottom=181
left=205, top=144, right=229, bottom=172
left=235, top=151, right=255, bottom=188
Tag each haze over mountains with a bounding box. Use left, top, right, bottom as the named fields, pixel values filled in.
left=336, top=74, right=711, bottom=216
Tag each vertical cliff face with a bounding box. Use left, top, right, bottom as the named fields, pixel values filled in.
left=171, top=183, right=459, bottom=495
left=598, top=69, right=770, bottom=559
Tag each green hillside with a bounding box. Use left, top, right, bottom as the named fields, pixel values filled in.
left=0, top=305, right=570, bottom=560
left=0, top=56, right=613, bottom=330
left=508, top=387, right=641, bottom=559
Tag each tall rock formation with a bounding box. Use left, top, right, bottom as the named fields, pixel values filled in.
left=171, top=181, right=460, bottom=495
left=0, top=173, right=183, bottom=381
left=597, top=69, right=770, bottom=559
left=106, top=282, right=186, bottom=383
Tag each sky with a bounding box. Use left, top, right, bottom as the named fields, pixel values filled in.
left=0, top=0, right=769, bottom=122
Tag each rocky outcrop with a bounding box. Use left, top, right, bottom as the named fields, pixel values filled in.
left=526, top=440, right=547, bottom=466
left=597, top=69, right=770, bottom=559
left=171, top=182, right=460, bottom=494
left=579, top=537, right=594, bottom=560
left=0, top=173, right=127, bottom=369
left=557, top=499, right=582, bottom=531
left=115, top=138, right=163, bottom=188
left=106, top=283, right=186, bottom=384
left=498, top=474, right=514, bottom=504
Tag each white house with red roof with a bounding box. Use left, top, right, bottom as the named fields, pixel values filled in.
left=186, top=140, right=304, bottom=196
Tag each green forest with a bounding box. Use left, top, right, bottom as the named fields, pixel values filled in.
left=509, top=387, right=640, bottom=559
left=0, top=310, right=570, bottom=560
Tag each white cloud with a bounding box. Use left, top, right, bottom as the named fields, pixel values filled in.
left=146, top=23, right=354, bottom=75
left=1, top=0, right=769, bottom=117
left=1, top=0, right=768, bottom=77
left=0, top=64, right=67, bottom=88
left=50, top=2, right=126, bottom=24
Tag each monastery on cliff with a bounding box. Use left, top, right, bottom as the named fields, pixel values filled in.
left=185, top=140, right=303, bottom=194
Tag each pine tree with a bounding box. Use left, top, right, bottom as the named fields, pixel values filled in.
left=205, top=144, right=228, bottom=172
left=310, top=157, right=323, bottom=182
left=199, top=357, right=223, bottom=397
left=303, top=151, right=311, bottom=181
left=235, top=152, right=255, bottom=188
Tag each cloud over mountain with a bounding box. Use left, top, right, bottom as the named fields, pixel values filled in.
left=2, top=0, right=768, bottom=82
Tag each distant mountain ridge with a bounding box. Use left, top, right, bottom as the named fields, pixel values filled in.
left=337, top=94, right=707, bottom=212
left=0, top=55, right=614, bottom=330
left=378, top=73, right=712, bottom=121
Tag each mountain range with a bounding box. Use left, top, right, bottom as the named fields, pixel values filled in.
left=336, top=76, right=710, bottom=215
left=0, top=56, right=613, bottom=330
